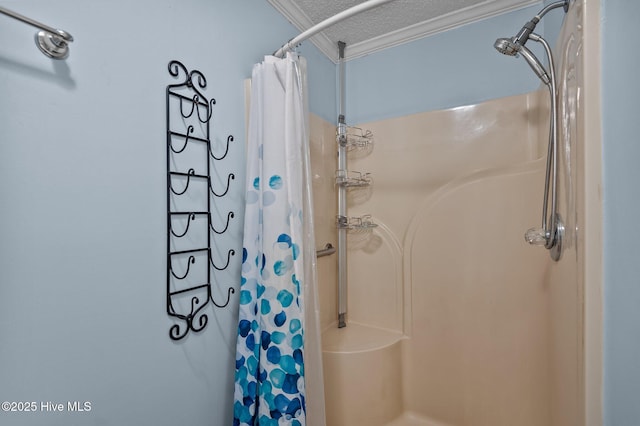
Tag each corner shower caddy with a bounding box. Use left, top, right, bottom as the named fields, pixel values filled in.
left=166, top=60, right=235, bottom=341
left=336, top=125, right=376, bottom=231
left=335, top=41, right=377, bottom=328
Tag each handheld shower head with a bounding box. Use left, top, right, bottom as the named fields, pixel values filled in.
left=518, top=45, right=551, bottom=85
left=494, top=37, right=550, bottom=86
left=494, top=37, right=519, bottom=56
left=494, top=0, right=569, bottom=85
left=497, top=0, right=568, bottom=53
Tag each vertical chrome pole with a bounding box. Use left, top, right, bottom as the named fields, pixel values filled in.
left=337, top=41, right=348, bottom=328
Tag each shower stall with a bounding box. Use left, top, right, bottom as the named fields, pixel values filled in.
left=301, top=0, right=601, bottom=425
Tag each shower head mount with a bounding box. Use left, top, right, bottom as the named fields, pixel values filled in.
left=494, top=0, right=569, bottom=55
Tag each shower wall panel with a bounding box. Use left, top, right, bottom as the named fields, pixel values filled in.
left=309, top=90, right=570, bottom=425
left=309, top=113, right=340, bottom=331
left=355, top=92, right=550, bottom=426
left=547, top=1, right=587, bottom=424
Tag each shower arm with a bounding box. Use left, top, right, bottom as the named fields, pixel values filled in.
left=536, top=0, right=570, bottom=21
left=513, top=0, right=569, bottom=48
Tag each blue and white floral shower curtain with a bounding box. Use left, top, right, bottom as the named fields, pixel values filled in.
left=234, top=53, right=326, bottom=426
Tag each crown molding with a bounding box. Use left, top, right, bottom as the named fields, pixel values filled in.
left=267, top=0, right=541, bottom=63
left=268, top=0, right=340, bottom=61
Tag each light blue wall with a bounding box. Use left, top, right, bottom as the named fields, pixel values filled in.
left=345, top=4, right=556, bottom=124
left=304, top=44, right=338, bottom=123
left=7, top=0, right=632, bottom=424
left=601, top=0, right=640, bottom=424
left=0, top=1, right=333, bottom=425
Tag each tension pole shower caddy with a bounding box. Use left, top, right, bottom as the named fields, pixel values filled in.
left=335, top=42, right=377, bottom=328
left=275, top=0, right=392, bottom=328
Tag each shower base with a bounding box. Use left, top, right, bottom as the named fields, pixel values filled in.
left=322, top=323, right=451, bottom=426
left=385, top=412, right=451, bottom=426
left=322, top=322, right=404, bottom=426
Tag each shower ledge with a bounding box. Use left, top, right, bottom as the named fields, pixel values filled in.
left=322, top=322, right=404, bottom=354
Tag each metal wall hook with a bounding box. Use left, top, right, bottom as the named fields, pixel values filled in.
left=209, top=249, right=235, bottom=271
left=210, top=212, right=234, bottom=235
left=195, top=99, right=215, bottom=124
left=179, top=95, right=198, bottom=119
left=209, top=173, right=235, bottom=197
left=169, top=168, right=198, bottom=195
left=209, top=135, right=234, bottom=160
left=169, top=127, right=209, bottom=154
left=169, top=255, right=196, bottom=280
left=210, top=287, right=236, bottom=309
left=169, top=126, right=195, bottom=153
left=170, top=212, right=197, bottom=238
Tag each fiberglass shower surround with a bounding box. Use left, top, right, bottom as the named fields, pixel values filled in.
left=267, top=0, right=584, bottom=425
left=272, top=0, right=572, bottom=339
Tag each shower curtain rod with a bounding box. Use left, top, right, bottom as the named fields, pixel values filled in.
left=0, top=6, right=73, bottom=59
left=273, top=0, right=398, bottom=58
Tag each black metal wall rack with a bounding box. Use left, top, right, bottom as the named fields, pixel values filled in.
left=166, top=60, right=235, bottom=341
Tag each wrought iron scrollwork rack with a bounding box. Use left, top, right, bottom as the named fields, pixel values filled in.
left=166, top=60, right=235, bottom=341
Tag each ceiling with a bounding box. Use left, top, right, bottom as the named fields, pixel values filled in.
left=267, top=0, right=541, bottom=62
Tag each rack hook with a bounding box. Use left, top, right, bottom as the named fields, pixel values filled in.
left=209, top=173, right=235, bottom=197
left=210, top=287, right=236, bottom=308
left=209, top=135, right=234, bottom=161
left=170, top=168, right=196, bottom=196
left=195, top=99, right=216, bottom=124
left=209, top=249, right=235, bottom=271
left=210, top=211, right=235, bottom=235
left=170, top=213, right=197, bottom=238
left=180, top=95, right=198, bottom=119
left=169, top=255, right=196, bottom=280
left=169, top=126, right=195, bottom=154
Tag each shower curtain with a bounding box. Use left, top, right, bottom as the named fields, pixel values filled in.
left=234, top=53, right=326, bottom=426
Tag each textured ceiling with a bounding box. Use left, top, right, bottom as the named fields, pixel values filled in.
left=267, top=0, right=541, bottom=62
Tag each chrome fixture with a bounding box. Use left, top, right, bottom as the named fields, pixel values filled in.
left=316, top=243, right=336, bottom=258
left=0, top=6, right=74, bottom=59
left=337, top=41, right=348, bottom=328
left=273, top=0, right=397, bottom=58
left=494, top=0, right=569, bottom=261
left=494, top=38, right=550, bottom=85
